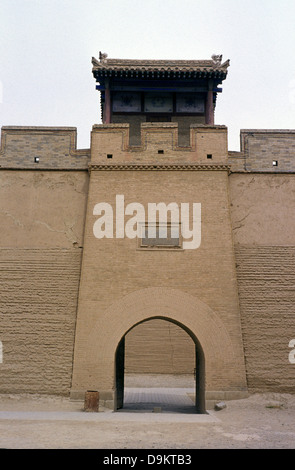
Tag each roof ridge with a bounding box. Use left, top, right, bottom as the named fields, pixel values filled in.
left=92, top=55, right=230, bottom=71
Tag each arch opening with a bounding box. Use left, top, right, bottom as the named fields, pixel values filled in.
left=115, top=316, right=206, bottom=414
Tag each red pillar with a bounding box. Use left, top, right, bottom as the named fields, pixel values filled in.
left=205, top=79, right=214, bottom=125
left=104, top=80, right=111, bottom=124
left=205, top=90, right=214, bottom=125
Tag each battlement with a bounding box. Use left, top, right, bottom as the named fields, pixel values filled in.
left=90, top=122, right=228, bottom=167
left=229, top=129, right=295, bottom=173
left=2, top=125, right=294, bottom=173
left=0, top=126, right=90, bottom=170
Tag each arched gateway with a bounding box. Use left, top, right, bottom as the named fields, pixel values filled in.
left=115, top=315, right=205, bottom=413
left=71, top=287, right=248, bottom=411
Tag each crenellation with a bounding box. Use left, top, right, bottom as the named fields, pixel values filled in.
left=90, top=122, right=228, bottom=165
left=0, top=126, right=90, bottom=169
left=239, top=129, right=295, bottom=172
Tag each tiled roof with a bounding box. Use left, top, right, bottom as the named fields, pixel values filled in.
left=92, top=54, right=230, bottom=79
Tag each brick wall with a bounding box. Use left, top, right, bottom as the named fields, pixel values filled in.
left=112, top=114, right=206, bottom=147
left=125, top=319, right=195, bottom=375
left=0, top=126, right=90, bottom=169
left=90, top=122, right=228, bottom=164
left=229, top=130, right=295, bottom=172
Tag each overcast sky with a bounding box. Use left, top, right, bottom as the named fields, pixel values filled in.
left=1, top=0, right=295, bottom=150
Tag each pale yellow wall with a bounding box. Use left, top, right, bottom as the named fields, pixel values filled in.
left=0, top=169, right=89, bottom=394
left=229, top=173, right=295, bottom=393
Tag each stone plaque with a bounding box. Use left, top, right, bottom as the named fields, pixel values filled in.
left=112, top=92, right=141, bottom=112
left=144, top=93, right=173, bottom=113
left=176, top=93, right=205, bottom=113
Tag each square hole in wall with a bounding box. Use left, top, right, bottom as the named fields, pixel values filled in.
left=273, top=160, right=278, bottom=166
left=158, top=150, right=164, bottom=154
left=207, top=154, right=213, bottom=159
left=34, top=157, right=39, bottom=163
left=107, top=154, right=113, bottom=159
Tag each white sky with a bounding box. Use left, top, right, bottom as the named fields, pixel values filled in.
left=0, top=0, right=295, bottom=150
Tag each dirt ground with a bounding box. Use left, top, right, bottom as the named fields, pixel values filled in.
left=0, top=384, right=294, bottom=450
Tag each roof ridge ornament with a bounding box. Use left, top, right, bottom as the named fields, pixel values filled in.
left=99, top=51, right=108, bottom=63
left=211, top=54, right=223, bottom=66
